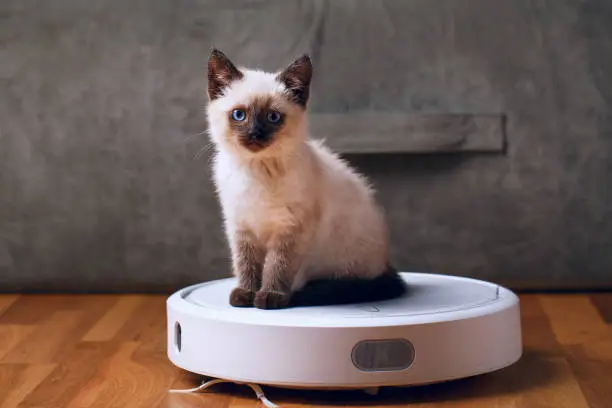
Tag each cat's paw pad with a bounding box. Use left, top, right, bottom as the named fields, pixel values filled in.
left=229, top=287, right=255, bottom=307
left=254, top=290, right=290, bottom=309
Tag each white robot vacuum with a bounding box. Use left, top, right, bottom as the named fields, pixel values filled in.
left=167, top=272, right=522, bottom=393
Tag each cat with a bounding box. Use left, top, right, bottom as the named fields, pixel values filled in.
left=205, top=49, right=406, bottom=309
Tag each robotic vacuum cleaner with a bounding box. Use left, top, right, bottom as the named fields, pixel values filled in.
left=167, top=272, right=522, bottom=389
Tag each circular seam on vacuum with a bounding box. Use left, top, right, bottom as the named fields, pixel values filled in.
left=176, top=273, right=511, bottom=327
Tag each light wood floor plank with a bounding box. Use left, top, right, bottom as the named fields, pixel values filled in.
left=1, top=311, right=83, bottom=364
left=0, top=363, right=56, bottom=408
left=0, top=325, right=36, bottom=361
left=539, top=295, right=611, bottom=345
left=19, top=341, right=116, bottom=408
left=81, top=295, right=146, bottom=342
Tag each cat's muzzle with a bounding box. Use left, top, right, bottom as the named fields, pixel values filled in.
left=240, top=133, right=269, bottom=151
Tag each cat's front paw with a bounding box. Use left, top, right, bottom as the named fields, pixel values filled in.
left=229, top=287, right=256, bottom=307
left=254, top=290, right=291, bottom=310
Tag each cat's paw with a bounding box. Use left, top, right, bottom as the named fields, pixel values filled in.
left=254, top=290, right=291, bottom=310
left=229, top=287, right=255, bottom=307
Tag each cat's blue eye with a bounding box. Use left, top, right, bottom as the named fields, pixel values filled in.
left=267, top=111, right=282, bottom=123
left=231, top=109, right=246, bottom=121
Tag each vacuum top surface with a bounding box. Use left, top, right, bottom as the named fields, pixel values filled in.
left=175, top=273, right=511, bottom=328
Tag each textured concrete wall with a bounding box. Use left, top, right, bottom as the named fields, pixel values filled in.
left=1, top=0, right=611, bottom=292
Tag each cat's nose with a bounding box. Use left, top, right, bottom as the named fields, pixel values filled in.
left=247, top=131, right=269, bottom=142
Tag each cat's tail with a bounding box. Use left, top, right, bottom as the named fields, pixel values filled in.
left=289, top=264, right=407, bottom=307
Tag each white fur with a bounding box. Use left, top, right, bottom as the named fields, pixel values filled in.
left=207, top=68, right=389, bottom=291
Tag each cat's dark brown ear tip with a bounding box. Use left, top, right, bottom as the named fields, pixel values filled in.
left=209, top=48, right=226, bottom=61
left=207, top=48, right=243, bottom=100
left=294, top=54, right=312, bottom=69
left=284, top=54, right=313, bottom=80
left=277, top=53, right=313, bottom=107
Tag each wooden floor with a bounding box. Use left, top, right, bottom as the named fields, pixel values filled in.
left=1, top=293, right=612, bottom=408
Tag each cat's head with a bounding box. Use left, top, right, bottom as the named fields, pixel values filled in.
left=205, top=49, right=312, bottom=158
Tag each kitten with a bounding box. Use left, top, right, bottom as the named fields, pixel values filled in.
left=205, top=49, right=406, bottom=309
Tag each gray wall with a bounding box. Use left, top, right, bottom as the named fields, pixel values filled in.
left=1, top=0, right=611, bottom=292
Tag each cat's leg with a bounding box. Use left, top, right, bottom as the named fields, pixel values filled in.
left=229, top=230, right=263, bottom=307
left=254, top=234, right=304, bottom=309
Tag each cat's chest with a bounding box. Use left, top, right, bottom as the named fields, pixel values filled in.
left=214, top=161, right=301, bottom=234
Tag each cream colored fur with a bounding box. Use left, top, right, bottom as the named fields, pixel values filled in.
left=207, top=67, right=390, bottom=292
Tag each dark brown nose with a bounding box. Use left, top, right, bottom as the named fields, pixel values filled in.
left=247, top=121, right=271, bottom=142
left=247, top=132, right=269, bottom=142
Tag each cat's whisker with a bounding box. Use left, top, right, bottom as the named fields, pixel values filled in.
left=193, top=142, right=214, bottom=161
left=184, top=129, right=209, bottom=142
left=193, top=146, right=211, bottom=161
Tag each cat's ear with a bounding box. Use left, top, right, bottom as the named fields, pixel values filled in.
left=207, top=49, right=243, bottom=100
left=277, top=54, right=312, bottom=107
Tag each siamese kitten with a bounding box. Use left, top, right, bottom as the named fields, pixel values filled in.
left=206, top=49, right=406, bottom=309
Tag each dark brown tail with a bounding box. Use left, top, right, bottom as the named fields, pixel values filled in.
left=289, top=265, right=407, bottom=307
